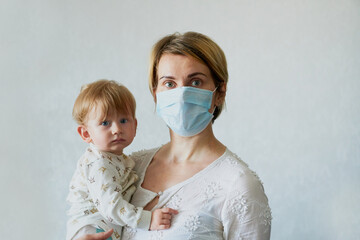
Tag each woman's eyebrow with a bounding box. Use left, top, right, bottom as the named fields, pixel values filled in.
left=187, top=72, right=207, bottom=78
left=159, top=72, right=207, bottom=81
left=159, top=75, right=175, bottom=80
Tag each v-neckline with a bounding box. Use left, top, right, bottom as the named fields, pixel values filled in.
left=139, top=146, right=228, bottom=196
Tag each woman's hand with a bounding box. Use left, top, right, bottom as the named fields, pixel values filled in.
left=76, top=229, right=113, bottom=240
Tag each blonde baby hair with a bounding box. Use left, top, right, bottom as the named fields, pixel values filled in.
left=72, top=79, right=136, bottom=125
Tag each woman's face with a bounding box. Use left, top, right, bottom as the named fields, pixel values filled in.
left=155, top=53, right=220, bottom=112
left=156, top=53, right=216, bottom=92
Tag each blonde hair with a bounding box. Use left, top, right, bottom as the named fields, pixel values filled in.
left=149, top=31, right=228, bottom=122
left=72, top=79, right=136, bottom=125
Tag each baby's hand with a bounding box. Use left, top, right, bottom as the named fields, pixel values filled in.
left=76, top=229, right=113, bottom=240
left=149, top=207, right=178, bottom=230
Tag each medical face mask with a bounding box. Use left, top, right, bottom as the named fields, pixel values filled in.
left=156, top=86, right=217, bottom=137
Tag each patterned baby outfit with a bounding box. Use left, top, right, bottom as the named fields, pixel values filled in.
left=66, top=144, right=151, bottom=240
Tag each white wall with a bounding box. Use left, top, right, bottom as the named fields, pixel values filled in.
left=1, top=0, right=359, bottom=239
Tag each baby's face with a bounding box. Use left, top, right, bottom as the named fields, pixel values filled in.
left=84, top=107, right=137, bottom=155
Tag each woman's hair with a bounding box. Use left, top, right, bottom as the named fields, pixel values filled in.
left=73, top=79, right=136, bottom=125
left=149, top=31, right=228, bottom=122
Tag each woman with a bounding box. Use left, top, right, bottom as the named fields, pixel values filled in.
left=81, top=31, right=271, bottom=240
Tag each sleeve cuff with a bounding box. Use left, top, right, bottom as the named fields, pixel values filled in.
left=137, top=210, right=152, bottom=230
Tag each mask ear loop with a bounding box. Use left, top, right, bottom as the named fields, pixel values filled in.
left=211, top=86, right=219, bottom=114
left=211, top=106, right=217, bottom=114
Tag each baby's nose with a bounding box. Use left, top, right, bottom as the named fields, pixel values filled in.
left=112, top=123, right=122, bottom=134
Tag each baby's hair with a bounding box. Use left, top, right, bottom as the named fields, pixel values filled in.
left=72, top=79, right=136, bottom=125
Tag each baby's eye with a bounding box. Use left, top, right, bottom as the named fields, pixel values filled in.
left=101, top=121, right=110, bottom=126
left=164, top=81, right=175, bottom=88
left=120, top=119, right=128, bottom=124
left=191, top=79, right=201, bottom=87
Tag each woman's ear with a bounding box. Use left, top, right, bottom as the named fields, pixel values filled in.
left=216, top=82, right=227, bottom=106
left=77, top=125, right=92, bottom=143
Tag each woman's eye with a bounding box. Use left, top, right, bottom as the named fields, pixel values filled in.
left=101, top=121, right=110, bottom=126
left=191, top=80, right=201, bottom=87
left=120, top=119, right=128, bottom=124
left=164, top=81, right=175, bottom=88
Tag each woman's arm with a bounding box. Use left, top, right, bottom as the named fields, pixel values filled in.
left=221, top=172, right=272, bottom=239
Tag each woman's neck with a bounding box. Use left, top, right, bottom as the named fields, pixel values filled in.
left=163, top=125, right=226, bottom=164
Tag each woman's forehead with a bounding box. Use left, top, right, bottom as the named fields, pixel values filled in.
left=157, top=53, right=211, bottom=77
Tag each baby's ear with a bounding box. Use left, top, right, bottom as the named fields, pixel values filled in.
left=77, top=125, right=92, bottom=143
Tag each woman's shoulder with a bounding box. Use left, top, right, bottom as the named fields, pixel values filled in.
left=219, top=149, right=252, bottom=174
left=129, top=147, right=161, bottom=173
left=130, top=147, right=159, bottom=162
left=220, top=149, right=271, bottom=225
left=220, top=149, right=267, bottom=194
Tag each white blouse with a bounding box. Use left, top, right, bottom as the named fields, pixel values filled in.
left=122, top=147, right=271, bottom=240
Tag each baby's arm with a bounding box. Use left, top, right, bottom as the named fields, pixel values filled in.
left=84, top=156, right=151, bottom=229
left=150, top=207, right=179, bottom=230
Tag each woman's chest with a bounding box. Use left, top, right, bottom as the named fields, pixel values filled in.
left=124, top=208, right=224, bottom=240
left=141, top=161, right=207, bottom=193
left=126, top=183, right=227, bottom=240
left=133, top=169, right=229, bottom=214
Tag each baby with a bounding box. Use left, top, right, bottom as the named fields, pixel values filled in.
left=66, top=80, right=177, bottom=240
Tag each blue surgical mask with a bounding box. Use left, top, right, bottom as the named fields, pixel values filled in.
left=156, top=86, right=217, bottom=137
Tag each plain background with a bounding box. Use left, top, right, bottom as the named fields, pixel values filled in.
left=0, top=0, right=359, bottom=239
